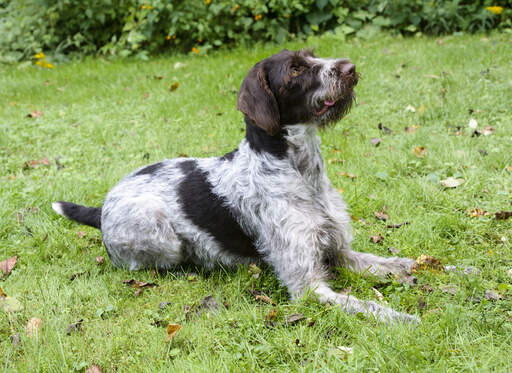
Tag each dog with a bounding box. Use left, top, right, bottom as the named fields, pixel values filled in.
left=53, top=49, right=419, bottom=323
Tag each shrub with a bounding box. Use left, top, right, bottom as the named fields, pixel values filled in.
left=0, top=0, right=510, bottom=62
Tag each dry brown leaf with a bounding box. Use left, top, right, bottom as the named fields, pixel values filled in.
left=372, top=287, right=384, bottom=302
left=386, top=222, right=409, bottom=229
left=0, top=287, right=5, bottom=297
left=166, top=323, right=182, bottom=342
left=441, top=284, right=457, bottom=295
left=370, top=137, right=382, bottom=147
left=66, top=319, right=84, bottom=335
left=153, top=75, right=166, bottom=80
left=95, top=256, right=105, bottom=264
left=26, top=317, right=42, bottom=337
left=338, top=171, right=356, bottom=179
left=413, top=146, right=427, bottom=158
left=373, top=211, right=388, bottom=221
left=77, top=231, right=86, bottom=238
left=123, top=279, right=158, bottom=288
left=266, top=308, right=279, bottom=321
left=169, top=82, right=179, bottom=92
left=404, top=125, right=419, bottom=133
left=86, top=364, right=102, bottom=373
left=286, top=314, right=305, bottom=325
left=440, top=177, right=464, bottom=188
left=467, top=208, right=490, bottom=217
left=411, top=255, right=444, bottom=273
left=495, top=211, right=512, bottom=220
left=484, top=289, right=500, bottom=301
left=482, top=126, right=495, bottom=136
left=28, top=110, right=43, bottom=118
left=370, top=234, right=384, bottom=244
left=40, top=157, right=51, bottom=166
left=1, top=256, right=17, bottom=276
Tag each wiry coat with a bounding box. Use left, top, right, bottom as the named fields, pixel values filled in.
left=53, top=50, right=419, bottom=323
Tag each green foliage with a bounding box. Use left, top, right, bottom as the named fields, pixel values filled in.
left=0, top=0, right=510, bottom=61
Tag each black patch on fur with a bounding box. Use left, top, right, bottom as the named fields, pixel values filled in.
left=135, top=162, right=163, bottom=176
left=245, top=118, right=288, bottom=158
left=221, top=149, right=238, bottom=161
left=177, top=160, right=258, bottom=258
left=57, top=201, right=101, bottom=229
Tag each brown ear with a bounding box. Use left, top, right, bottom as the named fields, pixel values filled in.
left=237, top=62, right=280, bottom=136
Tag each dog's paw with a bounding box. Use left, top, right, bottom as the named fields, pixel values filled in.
left=365, top=301, right=420, bottom=324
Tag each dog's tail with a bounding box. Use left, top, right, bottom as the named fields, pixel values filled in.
left=52, top=201, right=102, bottom=229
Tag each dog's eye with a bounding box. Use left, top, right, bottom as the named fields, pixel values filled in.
left=290, top=66, right=305, bottom=77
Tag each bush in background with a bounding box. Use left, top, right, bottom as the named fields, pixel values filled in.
left=0, top=0, right=510, bottom=62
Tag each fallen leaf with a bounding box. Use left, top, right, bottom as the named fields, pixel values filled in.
left=468, top=118, right=478, bottom=129
left=338, top=171, right=356, bottom=179
left=386, top=222, right=409, bottom=229
left=495, top=211, right=512, bottom=220
left=388, top=246, right=401, bottom=255
left=153, top=75, right=166, bottom=80
left=418, top=296, right=426, bottom=310
left=372, top=287, right=384, bottom=302
left=169, top=82, right=179, bottom=92
left=421, top=284, right=433, bottom=293
left=405, top=125, right=419, bottom=133
left=413, top=146, right=427, bottom=158
left=166, top=323, right=182, bottom=342
left=286, top=314, right=305, bottom=325
left=28, top=110, right=43, bottom=118
left=482, top=126, right=495, bottom=136
left=159, top=301, right=171, bottom=310
left=370, top=137, right=382, bottom=147
left=373, top=211, right=388, bottom=221
left=507, top=269, right=512, bottom=279
left=70, top=271, right=87, bottom=281
left=378, top=123, right=393, bottom=135
left=265, top=308, right=279, bottom=321
left=0, top=288, right=6, bottom=297
left=249, top=287, right=275, bottom=305
left=26, top=317, right=42, bottom=337
left=143, top=92, right=151, bottom=99
left=10, top=333, right=20, bottom=346
left=506, top=166, right=512, bottom=172
left=484, top=290, right=500, bottom=301
left=335, top=346, right=353, bottom=359
left=441, top=284, right=457, bottom=295
left=1, top=256, right=17, bottom=276
left=411, top=255, right=444, bottom=273
left=370, top=234, right=384, bottom=244
left=173, top=62, right=187, bottom=69
left=437, top=38, right=445, bottom=45
left=77, top=231, right=86, bottom=238
left=123, top=279, right=158, bottom=288
left=440, top=177, right=464, bottom=188
left=95, top=256, right=104, bottom=265
left=199, top=295, right=218, bottom=312
left=134, top=289, right=144, bottom=297
left=66, top=319, right=84, bottom=335
left=467, top=208, right=490, bottom=217
left=0, top=296, right=23, bottom=312
left=86, top=364, right=102, bottom=373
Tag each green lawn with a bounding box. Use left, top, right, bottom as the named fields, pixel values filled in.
left=1, top=32, right=512, bottom=372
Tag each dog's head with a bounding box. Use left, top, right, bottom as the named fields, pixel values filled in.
left=237, top=49, right=358, bottom=136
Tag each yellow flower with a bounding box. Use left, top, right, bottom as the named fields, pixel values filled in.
left=44, top=63, right=55, bottom=69
left=198, top=38, right=203, bottom=43
left=285, top=13, right=290, bottom=19
left=233, top=4, right=239, bottom=11
left=205, top=0, right=211, bottom=4
left=172, top=35, right=176, bottom=39
left=486, top=6, right=503, bottom=15
left=254, top=14, right=262, bottom=21
left=192, top=47, right=199, bottom=54
left=147, top=5, right=152, bottom=9
left=141, top=4, right=146, bottom=9
left=166, top=35, right=171, bottom=40
left=34, top=52, right=45, bottom=59
left=35, top=61, right=43, bottom=66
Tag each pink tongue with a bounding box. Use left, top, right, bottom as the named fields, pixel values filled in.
left=324, top=100, right=335, bottom=106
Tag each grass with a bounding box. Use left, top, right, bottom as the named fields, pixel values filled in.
left=1, top=32, right=512, bottom=372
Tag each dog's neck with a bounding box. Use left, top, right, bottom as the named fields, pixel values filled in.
left=244, top=118, right=325, bottom=183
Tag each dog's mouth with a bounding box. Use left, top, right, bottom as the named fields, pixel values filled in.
left=314, top=99, right=338, bottom=116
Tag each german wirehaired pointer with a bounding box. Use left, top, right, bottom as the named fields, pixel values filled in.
left=53, top=49, right=419, bottom=323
